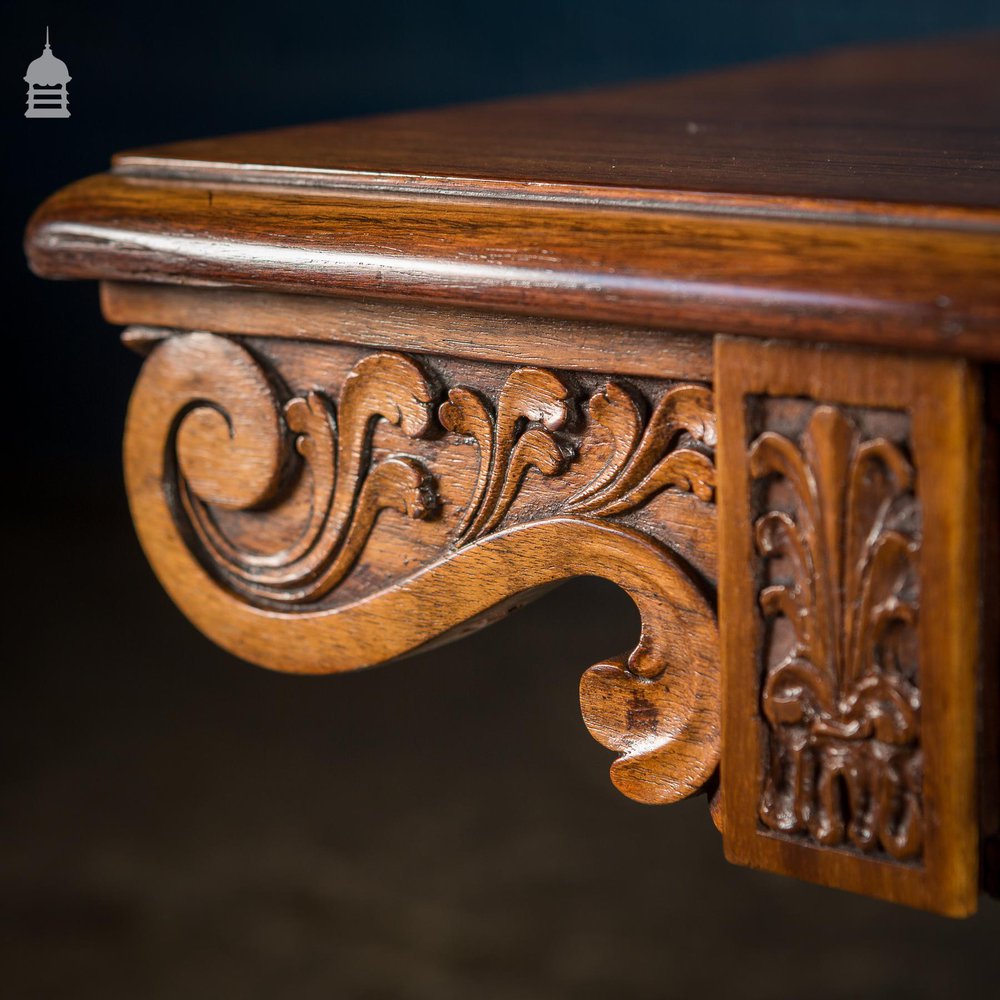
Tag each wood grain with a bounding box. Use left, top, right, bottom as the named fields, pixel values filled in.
left=124, top=330, right=721, bottom=805
left=26, top=173, right=1000, bottom=356
left=100, top=281, right=715, bottom=380
left=716, top=336, right=982, bottom=916
left=113, top=34, right=1000, bottom=214
left=982, top=377, right=1000, bottom=900
left=26, top=33, right=1000, bottom=357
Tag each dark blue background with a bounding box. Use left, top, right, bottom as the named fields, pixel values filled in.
left=6, top=0, right=1000, bottom=472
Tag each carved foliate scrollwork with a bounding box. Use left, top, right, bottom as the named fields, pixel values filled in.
left=751, top=405, right=923, bottom=861
left=175, top=351, right=716, bottom=598
left=125, top=332, right=721, bottom=808
left=180, top=351, right=438, bottom=605
left=566, top=382, right=716, bottom=514
left=439, top=369, right=575, bottom=542
left=440, top=369, right=716, bottom=543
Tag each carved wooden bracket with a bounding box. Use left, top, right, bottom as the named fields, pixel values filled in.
left=124, top=331, right=721, bottom=806
left=119, top=327, right=993, bottom=916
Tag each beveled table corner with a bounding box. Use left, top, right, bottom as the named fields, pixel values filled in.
left=26, top=32, right=1000, bottom=917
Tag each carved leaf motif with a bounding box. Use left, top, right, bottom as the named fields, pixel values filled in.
left=442, top=367, right=575, bottom=544
left=564, top=383, right=643, bottom=508
left=438, top=387, right=494, bottom=537
left=179, top=350, right=438, bottom=604
left=752, top=405, right=922, bottom=861
left=567, top=383, right=716, bottom=515
left=444, top=374, right=717, bottom=545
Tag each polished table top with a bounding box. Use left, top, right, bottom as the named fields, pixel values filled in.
left=114, top=33, right=1000, bottom=211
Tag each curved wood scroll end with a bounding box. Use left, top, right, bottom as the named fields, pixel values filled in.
left=124, top=330, right=720, bottom=806
left=580, top=657, right=720, bottom=805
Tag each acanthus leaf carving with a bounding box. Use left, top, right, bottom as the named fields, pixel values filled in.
left=180, top=350, right=439, bottom=605
left=440, top=367, right=576, bottom=544
left=442, top=370, right=717, bottom=544
left=568, top=382, right=717, bottom=514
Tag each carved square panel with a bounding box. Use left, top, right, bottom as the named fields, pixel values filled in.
left=716, top=337, right=982, bottom=916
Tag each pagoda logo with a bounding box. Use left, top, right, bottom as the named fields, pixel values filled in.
left=25, top=28, right=71, bottom=119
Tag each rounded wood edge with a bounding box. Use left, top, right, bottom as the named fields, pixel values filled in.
left=25, top=172, right=1000, bottom=359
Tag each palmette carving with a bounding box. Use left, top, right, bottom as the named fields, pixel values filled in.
left=125, top=331, right=721, bottom=807
left=751, top=405, right=923, bottom=861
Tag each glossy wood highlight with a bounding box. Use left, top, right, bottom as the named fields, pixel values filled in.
left=27, top=173, right=1000, bottom=356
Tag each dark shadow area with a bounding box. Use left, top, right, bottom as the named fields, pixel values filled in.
left=4, top=482, right=999, bottom=999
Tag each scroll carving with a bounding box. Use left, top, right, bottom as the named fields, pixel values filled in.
left=124, top=331, right=721, bottom=807
left=180, top=351, right=438, bottom=605
left=751, top=405, right=923, bottom=861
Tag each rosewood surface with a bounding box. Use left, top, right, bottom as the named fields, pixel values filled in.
left=114, top=33, right=1000, bottom=210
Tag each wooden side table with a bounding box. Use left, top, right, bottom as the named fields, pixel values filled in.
left=26, top=33, right=1000, bottom=916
